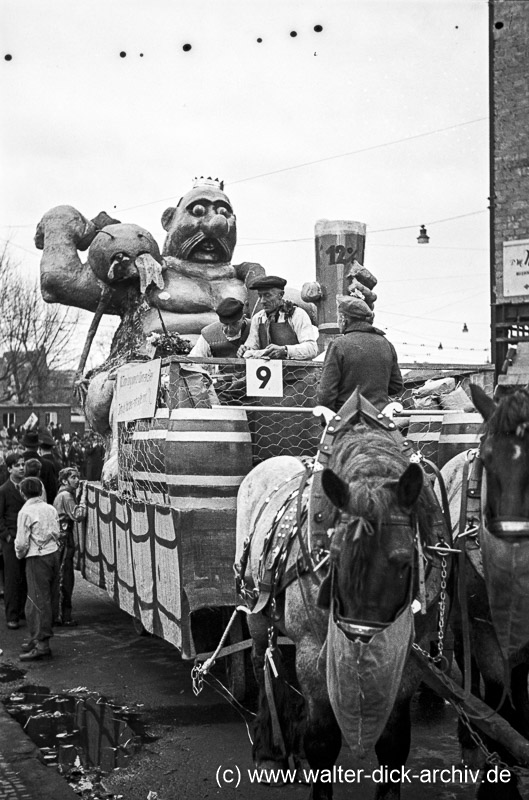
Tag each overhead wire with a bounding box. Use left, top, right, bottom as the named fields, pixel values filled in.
left=11, top=116, right=483, bottom=217
left=234, top=208, right=488, bottom=248
left=228, top=118, right=488, bottom=186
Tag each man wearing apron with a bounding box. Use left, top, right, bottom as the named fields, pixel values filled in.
left=188, top=298, right=251, bottom=358
left=238, top=276, right=318, bottom=360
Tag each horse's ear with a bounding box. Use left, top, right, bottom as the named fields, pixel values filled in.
left=322, top=468, right=350, bottom=510
left=469, top=384, right=495, bottom=421
left=396, top=463, right=423, bottom=510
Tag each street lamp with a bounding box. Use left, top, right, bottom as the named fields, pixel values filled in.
left=417, top=225, right=430, bottom=244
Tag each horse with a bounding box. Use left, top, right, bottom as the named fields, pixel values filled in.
left=236, top=392, right=447, bottom=800
left=437, top=383, right=529, bottom=799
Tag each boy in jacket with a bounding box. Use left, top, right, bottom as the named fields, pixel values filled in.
left=15, top=477, right=60, bottom=660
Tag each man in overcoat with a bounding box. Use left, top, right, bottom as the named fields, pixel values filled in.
left=317, top=294, right=403, bottom=412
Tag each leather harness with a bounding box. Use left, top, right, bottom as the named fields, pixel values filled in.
left=236, top=390, right=451, bottom=639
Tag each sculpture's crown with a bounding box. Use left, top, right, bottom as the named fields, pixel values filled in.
left=192, top=176, right=225, bottom=192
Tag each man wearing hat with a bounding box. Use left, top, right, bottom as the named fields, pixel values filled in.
left=22, top=429, right=58, bottom=504
left=238, top=276, right=318, bottom=360
left=188, top=297, right=251, bottom=358
left=38, top=429, right=61, bottom=476
left=317, top=294, right=403, bottom=412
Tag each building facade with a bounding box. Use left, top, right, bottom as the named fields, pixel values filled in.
left=491, top=1, right=529, bottom=374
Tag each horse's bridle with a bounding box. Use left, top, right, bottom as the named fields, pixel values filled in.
left=479, top=446, right=529, bottom=539
left=486, top=519, right=529, bottom=536
left=329, top=509, right=418, bottom=642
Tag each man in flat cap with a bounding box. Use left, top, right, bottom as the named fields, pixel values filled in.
left=317, top=294, right=403, bottom=412
left=238, top=276, right=318, bottom=360
left=188, top=298, right=251, bottom=358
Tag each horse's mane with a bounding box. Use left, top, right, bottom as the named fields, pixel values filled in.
left=329, top=421, right=434, bottom=604
left=485, top=387, right=529, bottom=437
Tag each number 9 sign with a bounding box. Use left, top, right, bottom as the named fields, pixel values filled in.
left=245, top=359, right=283, bottom=397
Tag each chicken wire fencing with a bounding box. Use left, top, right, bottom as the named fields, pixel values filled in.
left=115, top=358, right=485, bottom=504
left=116, top=358, right=325, bottom=504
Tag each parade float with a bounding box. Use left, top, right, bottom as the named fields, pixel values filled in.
left=35, top=180, right=493, bottom=692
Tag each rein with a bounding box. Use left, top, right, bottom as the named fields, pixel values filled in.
left=454, top=446, right=520, bottom=717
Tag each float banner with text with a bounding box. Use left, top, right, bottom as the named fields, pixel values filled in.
left=116, top=359, right=161, bottom=422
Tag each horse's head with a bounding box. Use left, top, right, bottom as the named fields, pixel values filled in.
left=321, top=424, right=426, bottom=627
left=471, top=384, right=529, bottom=533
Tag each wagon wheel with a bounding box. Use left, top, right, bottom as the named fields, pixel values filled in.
left=224, top=611, right=246, bottom=703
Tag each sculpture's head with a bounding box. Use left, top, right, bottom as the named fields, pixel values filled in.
left=161, top=179, right=236, bottom=264
left=88, top=223, right=164, bottom=293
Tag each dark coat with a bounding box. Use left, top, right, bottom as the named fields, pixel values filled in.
left=317, top=321, right=403, bottom=413
left=22, top=449, right=58, bottom=504
left=85, top=443, right=104, bottom=482
left=0, top=478, right=24, bottom=542
left=41, top=451, right=61, bottom=476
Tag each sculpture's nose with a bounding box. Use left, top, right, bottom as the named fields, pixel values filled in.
left=208, top=214, right=229, bottom=237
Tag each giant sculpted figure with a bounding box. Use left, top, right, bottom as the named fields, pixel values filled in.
left=35, top=179, right=265, bottom=477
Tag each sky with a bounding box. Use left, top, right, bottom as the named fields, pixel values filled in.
left=0, top=0, right=490, bottom=367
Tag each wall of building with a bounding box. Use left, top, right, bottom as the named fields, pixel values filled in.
left=491, top=0, right=529, bottom=370
left=0, top=405, right=71, bottom=433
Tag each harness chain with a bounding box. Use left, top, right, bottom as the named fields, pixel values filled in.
left=412, top=554, right=448, bottom=666
left=457, top=457, right=472, bottom=699
left=413, top=643, right=529, bottom=777
left=418, top=449, right=529, bottom=778
left=455, top=704, right=529, bottom=778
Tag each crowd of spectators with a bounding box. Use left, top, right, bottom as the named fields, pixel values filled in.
left=0, top=424, right=105, bottom=657
left=0, top=423, right=104, bottom=483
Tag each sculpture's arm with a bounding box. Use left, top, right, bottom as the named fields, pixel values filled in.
left=35, top=205, right=112, bottom=313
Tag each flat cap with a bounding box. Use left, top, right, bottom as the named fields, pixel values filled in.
left=337, top=294, right=374, bottom=321
left=248, top=275, right=287, bottom=291
left=216, top=297, right=244, bottom=322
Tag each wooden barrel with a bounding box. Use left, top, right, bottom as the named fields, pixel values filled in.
left=406, top=412, right=443, bottom=465
left=165, top=408, right=253, bottom=510
left=130, top=409, right=169, bottom=503
left=438, top=412, right=483, bottom=468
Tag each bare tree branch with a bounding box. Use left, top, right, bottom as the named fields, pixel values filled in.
left=0, top=245, right=78, bottom=403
